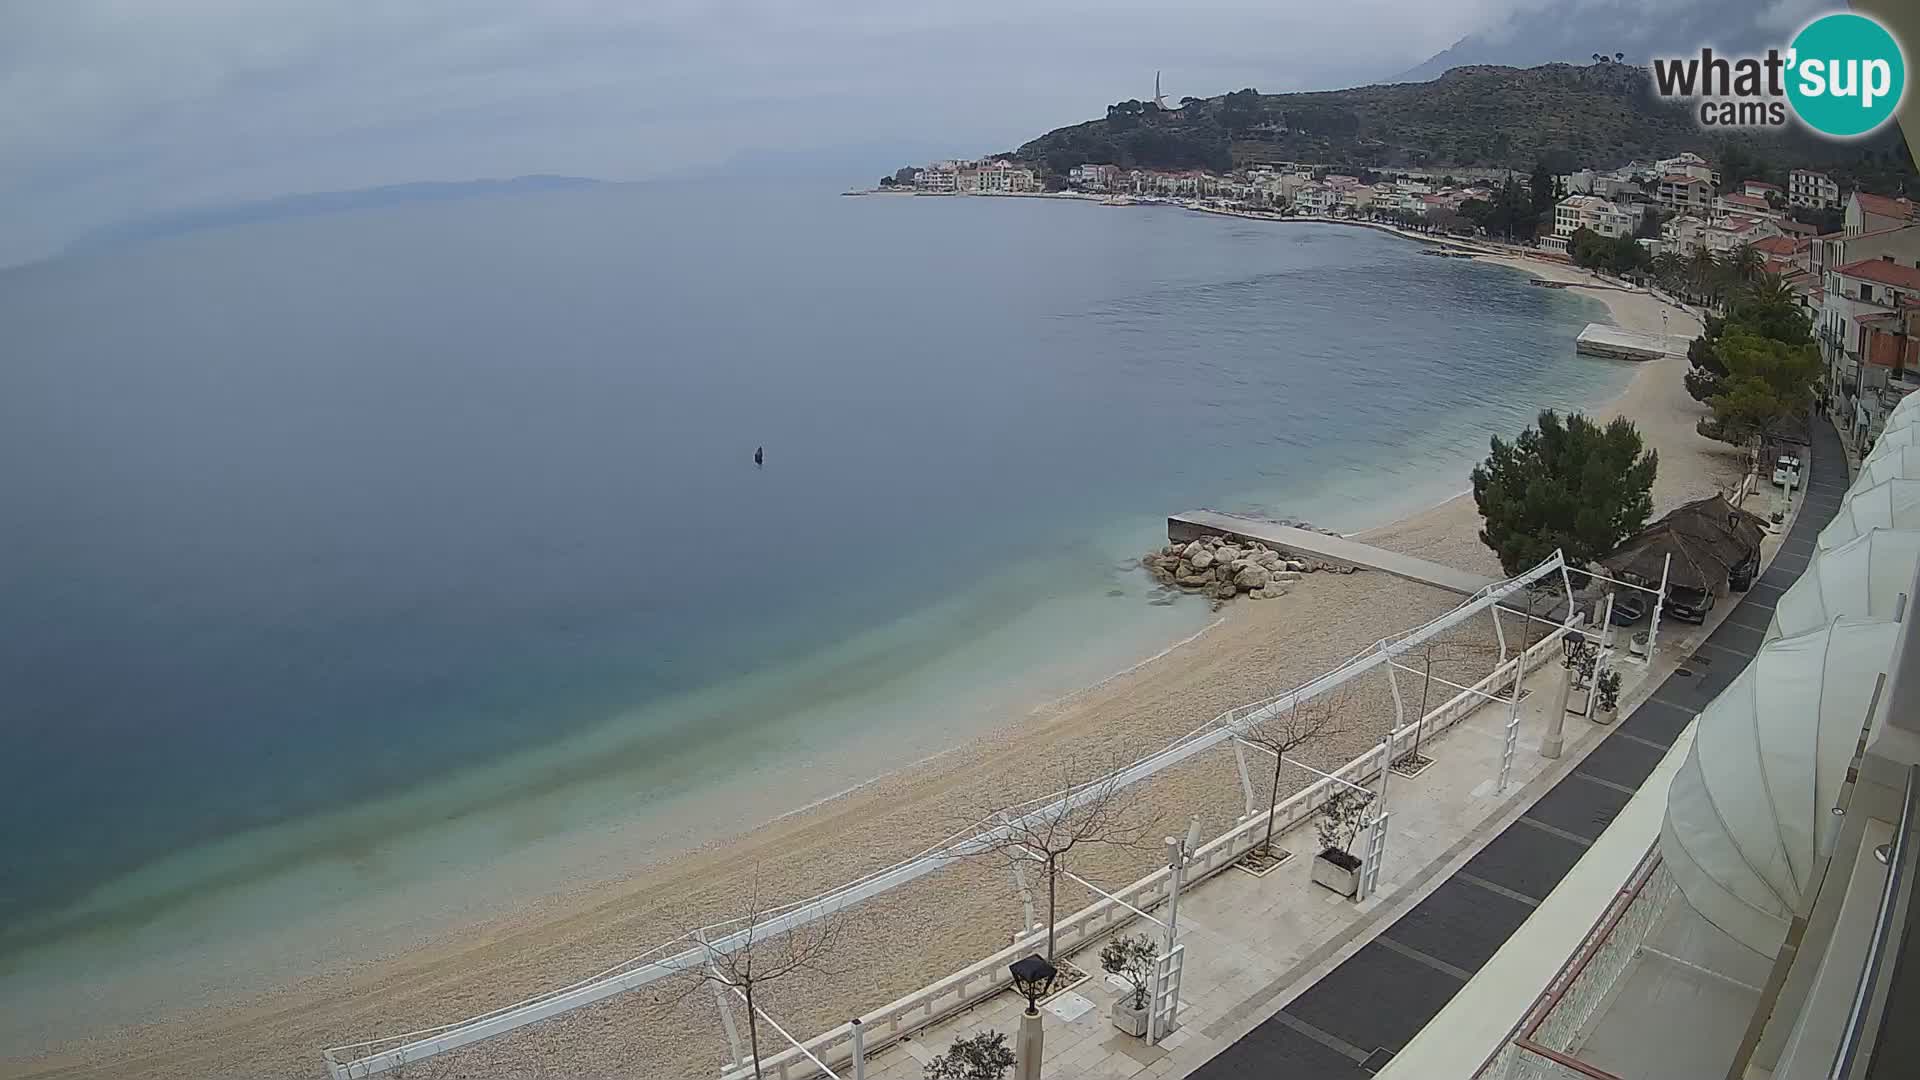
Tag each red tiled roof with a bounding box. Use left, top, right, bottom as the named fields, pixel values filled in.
left=1856, top=192, right=1916, bottom=220
left=1837, top=257, right=1920, bottom=290
left=1744, top=181, right=1782, bottom=191
left=1720, top=193, right=1771, bottom=210
left=1778, top=220, right=1818, bottom=235
left=1751, top=235, right=1803, bottom=256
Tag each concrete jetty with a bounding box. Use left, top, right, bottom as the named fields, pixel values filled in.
left=1168, top=510, right=1498, bottom=597
left=1574, top=323, right=1680, bottom=362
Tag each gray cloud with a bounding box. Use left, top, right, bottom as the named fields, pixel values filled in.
left=17, top=1, right=1706, bottom=265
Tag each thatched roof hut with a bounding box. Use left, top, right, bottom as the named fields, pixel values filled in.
left=1602, top=494, right=1768, bottom=594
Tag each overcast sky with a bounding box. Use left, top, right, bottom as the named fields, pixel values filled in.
left=0, top=0, right=1549, bottom=266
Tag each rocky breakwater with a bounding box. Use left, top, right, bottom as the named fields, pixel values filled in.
left=1141, top=534, right=1355, bottom=610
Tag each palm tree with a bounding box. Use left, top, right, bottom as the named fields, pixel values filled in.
left=1652, top=251, right=1683, bottom=294
left=1687, top=247, right=1719, bottom=304
left=1728, top=242, right=1764, bottom=285
left=1745, top=272, right=1796, bottom=311
left=1592, top=53, right=1602, bottom=64
left=1614, top=52, right=1625, bottom=63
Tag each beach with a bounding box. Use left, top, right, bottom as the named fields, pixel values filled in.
left=2, top=231, right=1735, bottom=1080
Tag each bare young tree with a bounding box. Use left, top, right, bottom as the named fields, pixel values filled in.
left=691, top=871, right=846, bottom=1080
left=963, top=752, right=1156, bottom=964
left=1236, top=688, right=1356, bottom=859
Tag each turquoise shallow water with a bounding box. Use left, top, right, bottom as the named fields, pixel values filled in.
left=0, top=185, right=1625, bottom=1018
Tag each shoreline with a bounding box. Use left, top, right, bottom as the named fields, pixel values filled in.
left=2, top=211, right=1727, bottom=1080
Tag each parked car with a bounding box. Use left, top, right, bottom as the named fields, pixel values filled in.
left=1729, top=554, right=1758, bottom=591
left=1772, top=454, right=1801, bottom=488
left=1609, top=592, right=1648, bottom=625
left=1666, top=585, right=1716, bottom=623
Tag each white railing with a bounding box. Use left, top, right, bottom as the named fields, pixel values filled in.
left=722, top=621, right=1577, bottom=1080
left=326, top=553, right=1574, bottom=1078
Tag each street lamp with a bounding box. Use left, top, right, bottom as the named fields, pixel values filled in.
left=1544, top=630, right=1588, bottom=759
left=1009, top=954, right=1058, bottom=1080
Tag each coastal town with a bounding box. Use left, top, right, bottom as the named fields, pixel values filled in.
left=871, top=149, right=1920, bottom=463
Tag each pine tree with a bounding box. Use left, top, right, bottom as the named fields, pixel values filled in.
left=1471, top=411, right=1658, bottom=575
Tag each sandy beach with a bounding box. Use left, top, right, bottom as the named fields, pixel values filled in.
left=3, top=240, right=1738, bottom=1080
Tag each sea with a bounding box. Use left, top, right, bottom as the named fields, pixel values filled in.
left=0, top=182, right=1627, bottom=1043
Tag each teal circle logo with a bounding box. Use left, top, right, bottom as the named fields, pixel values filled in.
left=1786, top=13, right=1906, bottom=138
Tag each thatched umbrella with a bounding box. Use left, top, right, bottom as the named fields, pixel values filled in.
left=1602, top=494, right=1767, bottom=595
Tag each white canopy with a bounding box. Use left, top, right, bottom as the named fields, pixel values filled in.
left=1660, top=618, right=1900, bottom=955
left=1857, top=444, right=1920, bottom=489
left=1864, top=422, right=1920, bottom=464
left=1768, top=529, right=1920, bottom=639
left=1884, top=389, right=1920, bottom=428
left=1817, top=477, right=1920, bottom=551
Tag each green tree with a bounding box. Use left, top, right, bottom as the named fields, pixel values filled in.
left=1702, top=329, right=1821, bottom=448
left=1531, top=161, right=1554, bottom=215
left=1472, top=411, right=1659, bottom=575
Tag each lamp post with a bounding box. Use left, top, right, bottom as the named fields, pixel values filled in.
left=1543, top=630, right=1588, bottom=759
left=1009, top=954, right=1058, bottom=1080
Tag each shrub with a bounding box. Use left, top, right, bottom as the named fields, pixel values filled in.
left=925, top=1030, right=1016, bottom=1080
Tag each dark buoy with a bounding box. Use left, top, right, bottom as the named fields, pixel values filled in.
left=753, top=446, right=764, bottom=468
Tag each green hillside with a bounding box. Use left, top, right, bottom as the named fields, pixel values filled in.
left=1012, top=62, right=1905, bottom=177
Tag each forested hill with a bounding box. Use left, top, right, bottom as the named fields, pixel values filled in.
left=1011, top=62, right=1902, bottom=176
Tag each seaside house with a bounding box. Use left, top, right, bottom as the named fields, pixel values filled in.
left=1790, top=167, right=1841, bottom=209
left=1068, top=164, right=1118, bottom=192
left=1707, top=214, right=1784, bottom=255
left=1656, top=173, right=1715, bottom=214
left=1297, top=181, right=1338, bottom=215
left=1656, top=151, right=1719, bottom=184
left=1816, top=221, right=1920, bottom=417
left=915, top=163, right=959, bottom=193
left=1714, top=191, right=1782, bottom=220
left=1827, top=257, right=1920, bottom=438
left=1846, top=191, right=1919, bottom=237
left=1543, top=194, right=1644, bottom=252
left=1739, top=179, right=1783, bottom=202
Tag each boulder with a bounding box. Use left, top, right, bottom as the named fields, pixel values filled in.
left=1255, top=549, right=1280, bottom=566
left=1149, top=565, right=1176, bottom=584
left=1285, top=560, right=1309, bottom=573
left=1189, top=548, right=1215, bottom=570
left=1210, top=582, right=1239, bottom=600
left=1141, top=553, right=1163, bottom=569
left=1234, top=565, right=1270, bottom=589
left=1253, top=584, right=1291, bottom=600
left=1271, top=570, right=1302, bottom=583
left=1181, top=540, right=1206, bottom=560
left=1216, top=546, right=1244, bottom=564
left=1175, top=569, right=1212, bottom=589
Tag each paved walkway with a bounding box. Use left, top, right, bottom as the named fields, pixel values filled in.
left=1167, top=511, right=1498, bottom=597
left=1184, top=415, right=1848, bottom=1079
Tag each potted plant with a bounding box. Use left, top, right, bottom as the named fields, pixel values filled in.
left=1098, top=934, right=1158, bottom=1037
left=1594, top=670, right=1622, bottom=724
left=1310, top=789, right=1373, bottom=898
left=925, top=1030, right=1015, bottom=1080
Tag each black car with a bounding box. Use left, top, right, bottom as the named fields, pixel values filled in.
left=1728, top=555, right=1758, bottom=592
left=1609, top=592, right=1648, bottom=625
left=1666, top=586, right=1715, bottom=623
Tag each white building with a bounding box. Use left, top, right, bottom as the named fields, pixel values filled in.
left=1543, top=194, right=1645, bottom=251
left=1655, top=173, right=1715, bottom=213
left=1790, top=168, right=1840, bottom=209
left=914, top=163, right=958, bottom=193
left=1067, top=164, right=1118, bottom=191
left=1655, top=151, right=1718, bottom=183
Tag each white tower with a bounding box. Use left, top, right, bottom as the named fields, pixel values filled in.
left=1154, top=71, right=1170, bottom=111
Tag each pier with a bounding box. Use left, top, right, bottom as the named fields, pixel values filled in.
left=1574, top=323, right=1681, bottom=362
left=1167, top=510, right=1498, bottom=596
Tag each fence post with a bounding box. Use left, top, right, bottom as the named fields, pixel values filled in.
left=850, top=1018, right=865, bottom=1080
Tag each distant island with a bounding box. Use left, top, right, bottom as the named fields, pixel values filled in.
left=68, top=175, right=605, bottom=254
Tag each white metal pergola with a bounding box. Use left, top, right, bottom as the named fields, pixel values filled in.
left=322, top=551, right=1580, bottom=1080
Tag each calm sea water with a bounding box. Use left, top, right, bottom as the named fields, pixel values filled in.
left=0, top=184, right=1623, bottom=1009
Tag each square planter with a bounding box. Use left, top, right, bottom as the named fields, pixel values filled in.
left=1110, top=997, right=1150, bottom=1037
left=1311, top=848, right=1361, bottom=898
